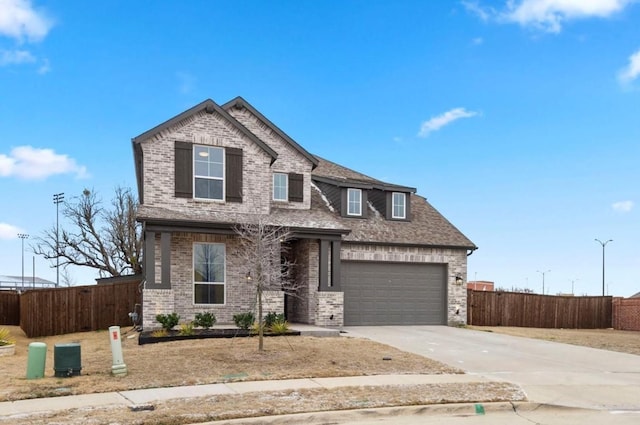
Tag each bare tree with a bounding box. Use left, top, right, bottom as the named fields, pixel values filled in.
left=33, top=187, right=142, bottom=278
left=60, top=266, right=76, bottom=287
left=234, top=218, right=297, bottom=351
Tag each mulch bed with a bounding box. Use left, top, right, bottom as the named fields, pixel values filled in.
left=138, top=328, right=300, bottom=345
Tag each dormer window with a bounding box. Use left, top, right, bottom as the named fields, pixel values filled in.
left=392, top=192, right=406, bottom=219
left=273, top=173, right=288, bottom=201
left=347, top=188, right=362, bottom=216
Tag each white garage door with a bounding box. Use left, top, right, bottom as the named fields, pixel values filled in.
left=342, top=261, right=447, bottom=325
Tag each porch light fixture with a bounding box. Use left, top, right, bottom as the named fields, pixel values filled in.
left=455, top=275, right=463, bottom=285
left=246, top=271, right=252, bottom=282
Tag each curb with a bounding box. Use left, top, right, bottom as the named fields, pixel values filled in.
left=195, top=402, right=544, bottom=424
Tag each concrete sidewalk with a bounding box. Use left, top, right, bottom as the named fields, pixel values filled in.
left=0, top=374, right=491, bottom=417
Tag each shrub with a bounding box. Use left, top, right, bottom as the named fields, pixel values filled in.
left=264, top=312, right=286, bottom=328
left=233, top=312, right=255, bottom=330
left=151, top=329, right=168, bottom=337
left=156, top=313, right=180, bottom=331
left=193, top=312, right=216, bottom=329
left=179, top=322, right=195, bottom=336
left=0, top=328, right=15, bottom=346
left=269, top=321, right=290, bottom=335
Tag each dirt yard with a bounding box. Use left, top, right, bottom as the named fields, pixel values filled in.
left=470, top=326, right=640, bottom=355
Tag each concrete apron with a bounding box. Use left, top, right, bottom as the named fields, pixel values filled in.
left=341, top=326, right=640, bottom=412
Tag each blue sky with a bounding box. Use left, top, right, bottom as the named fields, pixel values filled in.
left=1, top=0, right=638, bottom=296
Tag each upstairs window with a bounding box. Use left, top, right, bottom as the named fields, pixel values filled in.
left=347, top=188, right=362, bottom=216
left=194, top=145, right=224, bottom=200
left=392, top=192, right=406, bottom=219
left=273, top=173, right=288, bottom=201
left=193, top=243, right=225, bottom=305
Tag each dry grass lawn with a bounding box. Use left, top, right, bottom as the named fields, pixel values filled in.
left=470, top=326, right=640, bottom=356
left=1, top=325, right=634, bottom=424
left=0, top=325, right=460, bottom=402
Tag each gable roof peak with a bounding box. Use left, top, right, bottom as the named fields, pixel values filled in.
left=222, top=96, right=319, bottom=169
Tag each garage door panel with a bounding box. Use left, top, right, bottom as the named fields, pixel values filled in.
left=342, top=261, right=446, bottom=326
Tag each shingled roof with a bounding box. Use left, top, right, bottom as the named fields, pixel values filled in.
left=310, top=159, right=476, bottom=249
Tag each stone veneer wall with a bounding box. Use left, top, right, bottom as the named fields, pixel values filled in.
left=341, top=243, right=469, bottom=326
left=315, top=292, right=344, bottom=327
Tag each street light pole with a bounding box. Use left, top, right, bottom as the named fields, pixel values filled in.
left=18, top=233, right=29, bottom=290
left=595, top=239, right=612, bottom=296
left=53, top=192, right=64, bottom=288
left=536, top=269, right=550, bottom=294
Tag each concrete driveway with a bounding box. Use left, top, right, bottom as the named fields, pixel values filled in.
left=343, top=326, right=640, bottom=411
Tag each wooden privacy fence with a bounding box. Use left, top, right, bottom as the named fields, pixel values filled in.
left=467, top=290, right=612, bottom=328
left=20, top=281, right=142, bottom=338
left=0, top=290, right=20, bottom=325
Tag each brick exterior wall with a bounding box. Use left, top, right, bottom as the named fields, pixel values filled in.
left=341, top=243, right=469, bottom=326
left=226, top=107, right=312, bottom=210
left=262, top=291, right=284, bottom=316
left=142, top=289, right=175, bottom=329
left=316, top=292, right=344, bottom=327
left=613, top=297, right=640, bottom=331
left=143, top=233, right=264, bottom=329
left=286, top=239, right=320, bottom=324
left=139, top=109, right=313, bottom=216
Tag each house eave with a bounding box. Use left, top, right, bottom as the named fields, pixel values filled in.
left=140, top=217, right=351, bottom=238
left=343, top=240, right=478, bottom=251
left=312, top=175, right=416, bottom=193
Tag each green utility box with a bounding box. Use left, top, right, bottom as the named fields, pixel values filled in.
left=54, top=343, right=82, bottom=377
left=26, top=342, right=47, bottom=379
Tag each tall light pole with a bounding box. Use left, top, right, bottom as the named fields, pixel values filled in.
left=53, top=192, right=64, bottom=288
left=536, top=269, right=550, bottom=294
left=18, top=233, right=29, bottom=290
left=595, top=239, right=612, bottom=296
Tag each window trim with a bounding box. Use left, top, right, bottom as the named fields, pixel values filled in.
left=192, top=242, right=226, bottom=305
left=347, top=188, right=362, bottom=216
left=392, top=192, right=406, bottom=219
left=273, top=172, right=289, bottom=202
left=193, top=145, right=225, bottom=201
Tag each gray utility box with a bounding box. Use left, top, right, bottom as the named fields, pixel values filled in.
left=54, top=343, right=82, bottom=377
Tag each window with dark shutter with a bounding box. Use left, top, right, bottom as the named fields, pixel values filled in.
left=288, top=173, right=303, bottom=202
left=225, top=147, right=243, bottom=203
left=175, top=141, right=193, bottom=198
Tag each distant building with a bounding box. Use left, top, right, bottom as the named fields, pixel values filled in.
left=0, top=275, right=56, bottom=290
left=467, top=280, right=494, bottom=291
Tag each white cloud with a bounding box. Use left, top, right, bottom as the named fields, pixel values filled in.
left=0, top=0, right=53, bottom=42
left=462, top=1, right=494, bottom=21
left=37, top=57, right=50, bottom=74
left=472, top=37, right=484, bottom=45
left=0, top=223, right=23, bottom=239
left=0, top=48, right=35, bottom=65
left=418, top=108, right=479, bottom=138
left=464, top=0, right=633, bottom=33
left=618, top=48, right=640, bottom=84
left=612, top=200, right=634, bottom=213
left=0, top=146, right=89, bottom=180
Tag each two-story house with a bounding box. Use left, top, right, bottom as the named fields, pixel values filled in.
left=132, top=97, right=476, bottom=330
